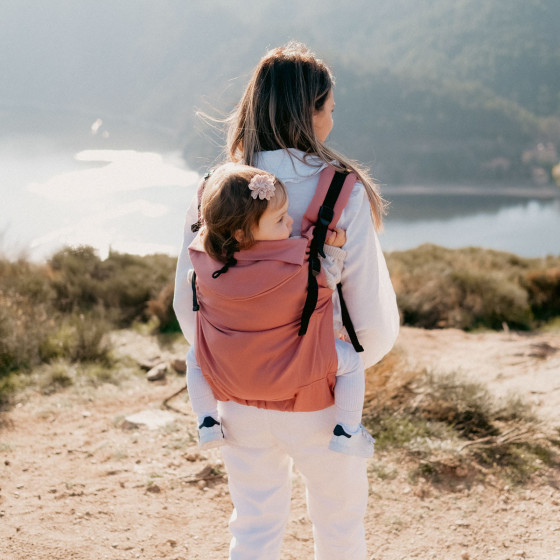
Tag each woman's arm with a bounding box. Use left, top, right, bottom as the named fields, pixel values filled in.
left=173, top=193, right=199, bottom=345
left=337, top=183, right=400, bottom=369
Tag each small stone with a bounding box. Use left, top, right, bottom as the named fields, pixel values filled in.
left=461, top=551, right=469, bottom=560
left=147, top=363, right=167, bottom=381
left=138, top=357, right=162, bottom=371
left=146, top=484, right=161, bottom=494
left=185, top=453, right=202, bottom=462
left=124, top=409, right=176, bottom=430
left=197, top=480, right=207, bottom=490
left=171, top=359, right=186, bottom=374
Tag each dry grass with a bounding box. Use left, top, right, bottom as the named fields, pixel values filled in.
left=363, top=353, right=559, bottom=486
left=386, top=244, right=560, bottom=330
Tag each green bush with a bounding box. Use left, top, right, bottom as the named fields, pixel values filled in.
left=386, top=244, right=560, bottom=330
left=525, top=267, right=560, bottom=321
left=0, top=258, right=56, bottom=375
left=48, top=247, right=178, bottom=326
left=40, top=309, right=111, bottom=364
left=146, top=281, right=180, bottom=333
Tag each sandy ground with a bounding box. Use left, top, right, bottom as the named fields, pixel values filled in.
left=1, top=326, right=559, bottom=560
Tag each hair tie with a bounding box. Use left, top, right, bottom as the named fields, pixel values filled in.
left=248, top=174, right=276, bottom=200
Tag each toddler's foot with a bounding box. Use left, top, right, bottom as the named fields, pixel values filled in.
left=198, top=416, right=225, bottom=450
left=328, top=424, right=374, bottom=458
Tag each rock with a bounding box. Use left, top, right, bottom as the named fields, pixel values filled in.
left=147, top=363, right=167, bottom=381
left=138, top=357, right=162, bottom=370
left=171, top=358, right=187, bottom=374
left=124, top=409, right=176, bottom=430
left=120, top=420, right=140, bottom=431
left=146, top=484, right=161, bottom=493
left=185, top=453, right=202, bottom=462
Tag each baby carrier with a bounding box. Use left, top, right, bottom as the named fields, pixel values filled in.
left=189, top=167, right=363, bottom=412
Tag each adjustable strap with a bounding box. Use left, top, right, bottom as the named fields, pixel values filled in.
left=314, top=171, right=347, bottom=258
left=299, top=170, right=364, bottom=353
left=191, top=171, right=212, bottom=233
left=191, top=271, right=200, bottom=311
left=299, top=171, right=347, bottom=336
left=337, top=284, right=364, bottom=352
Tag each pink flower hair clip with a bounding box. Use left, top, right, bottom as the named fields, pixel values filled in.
left=248, top=174, right=276, bottom=200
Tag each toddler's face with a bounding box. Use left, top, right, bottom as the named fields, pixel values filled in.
left=253, top=199, right=293, bottom=241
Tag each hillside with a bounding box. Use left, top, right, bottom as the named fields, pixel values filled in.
left=1, top=0, right=559, bottom=183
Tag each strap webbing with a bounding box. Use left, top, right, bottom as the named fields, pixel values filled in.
left=191, top=271, right=200, bottom=311
left=314, top=171, right=346, bottom=258
left=337, top=283, right=364, bottom=352
left=299, top=170, right=363, bottom=353
left=299, top=171, right=346, bottom=335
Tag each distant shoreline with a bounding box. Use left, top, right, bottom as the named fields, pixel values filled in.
left=383, top=184, right=560, bottom=198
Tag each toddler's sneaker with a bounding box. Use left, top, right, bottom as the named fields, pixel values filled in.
left=198, top=416, right=225, bottom=450
left=328, top=424, right=375, bottom=458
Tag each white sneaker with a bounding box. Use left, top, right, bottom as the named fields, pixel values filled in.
left=198, top=416, right=225, bottom=450
left=328, top=424, right=375, bottom=458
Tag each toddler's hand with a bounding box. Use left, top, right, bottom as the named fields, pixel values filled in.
left=325, top=227, right=346, bottom=248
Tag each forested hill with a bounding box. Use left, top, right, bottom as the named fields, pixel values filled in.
left=1, top=0, right=559, bottom=184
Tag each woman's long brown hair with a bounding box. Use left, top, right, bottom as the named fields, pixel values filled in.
left=226, top=41, right=386, bottom=230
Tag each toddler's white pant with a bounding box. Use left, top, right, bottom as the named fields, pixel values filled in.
left=218, top=400, right=368, bottom=560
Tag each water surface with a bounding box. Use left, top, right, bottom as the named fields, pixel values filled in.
left=1, top=115, right=559, bottom=261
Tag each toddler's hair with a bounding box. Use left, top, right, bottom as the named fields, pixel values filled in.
left=201, top=163, right=288, bottom=266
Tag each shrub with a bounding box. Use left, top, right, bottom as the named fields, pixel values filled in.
left=0, top=258, right=57, bottom=375
left=40, top=309, right=112, bottom=364
left=386, top=244, right=560, bottom=330
left=363, top=368, right=557, bottom=485
left=525, top=267, right=560, bottom=321
left=48, top=246, right=102, bottom=312
left=146, top=281, right=180, bottom=333
left=48, top=247, right=178, bottom=326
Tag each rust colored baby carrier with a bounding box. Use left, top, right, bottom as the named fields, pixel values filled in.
left=188, top=167, right=362, bottom=412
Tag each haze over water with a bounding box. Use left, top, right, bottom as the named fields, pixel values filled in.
left=1, top=117, right=559, bottom=262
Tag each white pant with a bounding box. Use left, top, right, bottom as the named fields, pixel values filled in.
left=218, top=400, right=368, bottom=560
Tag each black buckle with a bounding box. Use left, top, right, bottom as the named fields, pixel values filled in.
left=310, top=256, right=321, bottom=277
left=317, top=205, right=334, bottom=227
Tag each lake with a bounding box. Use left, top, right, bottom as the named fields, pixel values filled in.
left=1, top=114, right=559, bottom=261
left=381, top=185, right=560, bottom=257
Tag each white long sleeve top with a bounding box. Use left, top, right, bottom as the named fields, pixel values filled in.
left=173, top=149, right=400, bottom=369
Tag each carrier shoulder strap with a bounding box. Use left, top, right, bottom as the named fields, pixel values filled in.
left=191, top=270, right=199, bottom=312
left=191, top=171, right=212, bottom=233
left=299, top=169, right=363, bottom=353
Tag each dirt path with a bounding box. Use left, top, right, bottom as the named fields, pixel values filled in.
left=1, top=327, right=559, bottom=560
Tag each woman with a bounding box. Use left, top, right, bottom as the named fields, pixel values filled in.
left=174, top=42, right=399, bottom=560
